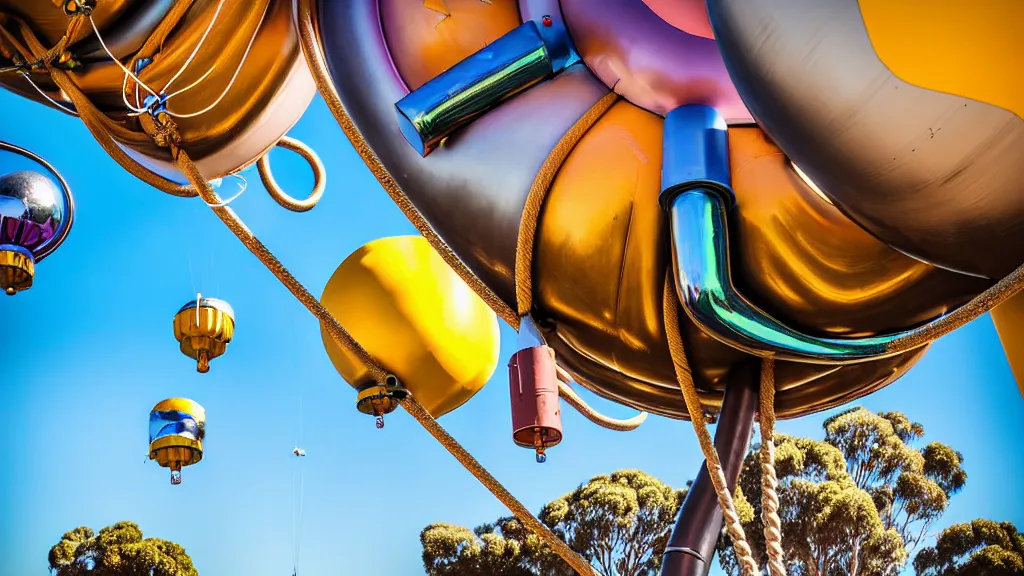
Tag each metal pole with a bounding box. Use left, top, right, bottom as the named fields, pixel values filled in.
left=660, top=360, right=759, bottom=576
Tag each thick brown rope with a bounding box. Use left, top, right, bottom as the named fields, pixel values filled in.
left=165, top=135, right=386, bottom=383
left=10, top=15, right=597, bottom=572
left=555, top=365, right=648, bottom=431
left=400, top=395, right=601, bottom=576
left=257, top=136, right=326, bottom=213
left=293, top=0, right=519, bottom=329
left=7, top=10, right=199, bottom=196
left=514, top=91, right=618, bottom=317
left=663, top=275, right=759, bottom=576
left=759, top=358, right=787, bottom=576
left=160, top=117, right=598, bottom=575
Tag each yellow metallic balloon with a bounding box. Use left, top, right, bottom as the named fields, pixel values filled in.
left=172, top=297, right=235, bottom=374
left=320, top=235, right=501, bottom=419
left=992, top=291, right=1024, bottom=399
left=148, top=398, right=206, bottom=485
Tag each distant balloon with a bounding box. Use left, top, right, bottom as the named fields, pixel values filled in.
left=172, top=296, right=235, bottom=373
left=320, top=235, right=500, bottom=423
left=148, top=398, right=206, bottom=485
left=0, top=142, right=74, bottom=296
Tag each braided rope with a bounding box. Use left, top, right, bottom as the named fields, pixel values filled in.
left=663, top=276, right=759, bottom=576
left=759, top=358, right=787, bottom=576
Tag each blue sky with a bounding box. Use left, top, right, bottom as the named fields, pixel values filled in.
left=1, top=90, right=1022, bottom=576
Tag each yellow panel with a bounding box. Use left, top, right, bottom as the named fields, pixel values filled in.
left=859, top=0, right=1024, bottom=119
left=320, top=236, right=501, bottom=418
left=992, top=290, right=1024, bottom=399
left=151, top=398, right=206, bottom=423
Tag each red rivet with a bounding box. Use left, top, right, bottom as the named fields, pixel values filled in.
left=542, top=15, right=553, bottom=27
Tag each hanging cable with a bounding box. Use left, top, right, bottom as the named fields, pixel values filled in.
left=19, top=71, right=78, bottom=116
left=161, top=0, right=225, bottom=94
left=165, top=4, right=267, bottom=119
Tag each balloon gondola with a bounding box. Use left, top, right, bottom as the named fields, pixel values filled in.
left=0, top=141, right=73, bottom=296
left=148, top=398, right=206, bottom=485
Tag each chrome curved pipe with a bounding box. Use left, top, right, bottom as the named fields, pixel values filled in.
left=394, top=16, right=577, bottom=157
left=661, top=105, right=932, bottom=364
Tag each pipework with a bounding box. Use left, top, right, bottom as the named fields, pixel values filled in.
left=660, top=105, right=935, bottom=364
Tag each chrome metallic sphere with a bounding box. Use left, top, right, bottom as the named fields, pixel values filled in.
left=0, top=141, right=75, bottom=296
left=0, top=170, right=72, bottom=261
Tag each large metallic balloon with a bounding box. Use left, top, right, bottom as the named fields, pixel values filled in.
left=148, top=397, right=205, bottom=485
left=0, top=142, right=73, bottom=295
left=705, top=0, right=1024, bottom=280
left=0, top=0, right=314, bottom=183
left=320, top=235, right=501, bottom=421
left=306, top=0, right=1013, bottom=420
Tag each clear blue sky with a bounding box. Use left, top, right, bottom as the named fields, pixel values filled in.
left=2, top=90, right=1022, bottom=576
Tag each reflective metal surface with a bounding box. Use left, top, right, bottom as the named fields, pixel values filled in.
left=395, top=21, right=562, bottom=156
left=661, top=361, right=756, bottom=576
left=0, top=142, right=73, bottom=262
left=727, top=127, right=991, bottom=337
left=706, top=0, right=1024, bottom=278
left=176, top=297, right=235, bottom=320
left=560, top=0, right=751, bottom=122
left=671, top=189, right=919, bottom=362
left=315, top=0, right=966, bottom=420
left=0, top=0, right=139, bottom=49
left=641, top=0, right=714, bottom=39
left=317, top=0, right=610, bottom=308
left=381, top=0, right=521, bottom=91
left=0, top=0, right=315, bottom=182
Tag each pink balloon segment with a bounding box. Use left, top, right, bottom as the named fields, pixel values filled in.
left=560, top=0, right=752, bottom=123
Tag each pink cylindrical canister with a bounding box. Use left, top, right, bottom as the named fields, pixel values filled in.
left=508, top=345, right=563, bottom=462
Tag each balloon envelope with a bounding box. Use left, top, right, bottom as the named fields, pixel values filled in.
left=320, top=236, right=500, bottom=418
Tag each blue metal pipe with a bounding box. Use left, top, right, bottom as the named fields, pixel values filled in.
left=661, top=105, right=929, bottom=364
left=394, top=19, right=573, bottom=157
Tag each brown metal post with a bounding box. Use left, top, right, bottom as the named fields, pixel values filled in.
left=660, top=360, right=759, bottom=576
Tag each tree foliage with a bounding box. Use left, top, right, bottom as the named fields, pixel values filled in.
left=718, top=407, right=967, bottom=576
left=48, top=521, right=198, bottom=576
left=914, top=520, right=1024, bottom=575
left=420, top=469, right=687, bottom=576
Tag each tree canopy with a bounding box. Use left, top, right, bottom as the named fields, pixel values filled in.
left=48, top=521, right=198, bottom=576
left=719, top=407, right=968, bottom=576
left=914, top=519, right=1024, bottom=575
left=420, top=469, right=687, bottom=576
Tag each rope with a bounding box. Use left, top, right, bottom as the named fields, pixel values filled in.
left=258, top=136, right=327, bottom=213
left=514, top=91, right=618, bottom=316
left=166, top=135, right=388, bottom=383
left=293, top=0, right=519, bottom=329
left=400, top=395, right=600, bottom=576
left=663, top=276, right=759, bottom=576
left=555, top=365, right=648, bottom=431
left=759, top=358, right=786, bottom=576
left=153, top=116, right=596, bottom=575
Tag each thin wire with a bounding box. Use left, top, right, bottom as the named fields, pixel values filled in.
left=165, top=4, right=267, bottom=119
left=88, top=15, right=157, bottom=97
left=161, top=0, right=225, bottom=94
left=19, top=72, right=78, bottom=116
left=296, top=464, right=305, bottom=575
left=120, top=72, right=149, bottom=114
left=164, top=65, right=217, bottom=102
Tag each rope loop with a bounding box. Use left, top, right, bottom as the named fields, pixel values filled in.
left=257, top=136, right=327, bottom=213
